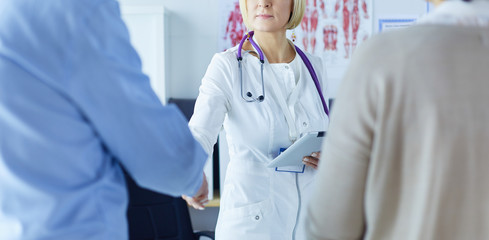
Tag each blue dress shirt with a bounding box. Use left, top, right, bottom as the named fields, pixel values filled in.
left=0, top=0, right=207, bottom=239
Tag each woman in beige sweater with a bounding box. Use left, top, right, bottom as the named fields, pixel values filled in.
left=305, top=0, right=489, bottom=239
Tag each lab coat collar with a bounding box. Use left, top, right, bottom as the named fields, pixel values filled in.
left=248, top=35, right=298, bottom=64
left=243, top=35, right=303, bottom=142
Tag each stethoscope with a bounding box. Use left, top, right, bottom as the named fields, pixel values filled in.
left=236, top=31, right=330, bottom=117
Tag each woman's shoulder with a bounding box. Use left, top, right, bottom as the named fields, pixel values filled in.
left=205, top=46, right=241, bottom=76
left=212, top=45, right=240, bottom=63
left=293, top=45, right=322, bottom=66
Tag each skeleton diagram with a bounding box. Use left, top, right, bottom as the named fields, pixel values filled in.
left=223, top=2, right=247, bottom=48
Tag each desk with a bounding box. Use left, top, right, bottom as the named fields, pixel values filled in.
left=206, top=190, right=220, bottom=207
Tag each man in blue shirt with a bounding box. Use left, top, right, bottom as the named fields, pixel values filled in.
left=0, top=0, right=208, bottom=239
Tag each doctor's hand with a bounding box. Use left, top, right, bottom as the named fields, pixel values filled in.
left=182, top=172, right=209, bottom=210
left=302, top=151, right=321, bottom=170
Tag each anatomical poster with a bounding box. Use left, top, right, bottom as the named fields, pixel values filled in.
left=218, top=0, right=373, bottom=97
left=218, top=1, right=247, bottom=51
left=293, top=0, right=373, bottom=97
left=295, top=0, right=372, bottom=65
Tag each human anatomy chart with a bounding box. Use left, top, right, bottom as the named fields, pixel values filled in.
left=219, top=0, right=372, bottom=63
left=296, top=0, right=372, bottom=66
left=219, top=1, right=247, bottom=51
left=218, top=0, right=373, bottom=97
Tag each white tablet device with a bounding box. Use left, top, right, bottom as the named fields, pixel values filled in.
left=267, top=131, right=326, bottom=168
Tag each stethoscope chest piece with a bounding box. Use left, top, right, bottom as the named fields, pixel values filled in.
left=236, top=31, right=329, bottom=117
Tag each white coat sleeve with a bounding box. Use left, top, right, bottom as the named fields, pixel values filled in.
left=189, top=54, right=233, bottom=155
left=68, top=1, right=207, bottom=197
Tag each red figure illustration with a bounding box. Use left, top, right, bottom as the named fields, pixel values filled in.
left=333, top=0, right=369, bottom=58
left=310, top=9, right=319, bottom=53
left=323, top=25, right=338, bottom=51
left=300, top=0, right=325, bottom=53
left=342, top=0, right=351, bottom=58
left=301, top=7, right=310, bottom=51
left=224, top=2, right=246, bottom=49
left=323, top=26, right=330, bottom=51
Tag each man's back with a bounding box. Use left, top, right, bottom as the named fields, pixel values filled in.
left=357, top=24, right=489, bottom=240
left=306, top=19, right=489, bottom=240
left=0, top=0, right=206, bottom=239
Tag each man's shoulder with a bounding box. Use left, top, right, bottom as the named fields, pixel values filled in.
left=348, top=25, right=436, bottom=68
left=358, top=25, right=460, bottom=56
left=2, top=0, right=114, bottom=19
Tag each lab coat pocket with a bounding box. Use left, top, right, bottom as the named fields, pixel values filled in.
left=217, top=199, right=273, bottom=235
left=220, top=198, right=271, bottom=220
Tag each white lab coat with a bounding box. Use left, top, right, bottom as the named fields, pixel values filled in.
left=189, top=43, right=329, bottom=240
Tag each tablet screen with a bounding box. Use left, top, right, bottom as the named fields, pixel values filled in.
left=266, top=131, right=326, bottom=168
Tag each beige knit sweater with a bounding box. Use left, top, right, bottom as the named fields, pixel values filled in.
left=305, top=5, right=489, bottom=240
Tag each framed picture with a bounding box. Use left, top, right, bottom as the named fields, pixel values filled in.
left=378, top=18, right=417, bottom=32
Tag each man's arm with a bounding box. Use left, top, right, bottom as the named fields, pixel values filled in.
left=69, top=1, right=207, bottom=197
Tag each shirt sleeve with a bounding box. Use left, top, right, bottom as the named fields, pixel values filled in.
left=68, top=1, right=207, bottom=197
left=305, top=38, right=378, bottom=239
left=189, top=53, right=233, bottom=155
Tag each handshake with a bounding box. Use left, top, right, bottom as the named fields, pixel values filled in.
left=182, top=172, right=209, bottom=210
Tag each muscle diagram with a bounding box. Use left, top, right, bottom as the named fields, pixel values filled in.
left=333, top=0, right=369, bottom=58
left=323, top=25, right=338, bottom=52
left=299, top=0, right=369, bottom=58
left=221, top=0, right=371, bottom=63
left=223, top=2, right=247, bottom=49
left=301, top=0, right=324, bottom=53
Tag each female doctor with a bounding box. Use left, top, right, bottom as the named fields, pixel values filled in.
left=184, top=0, right=329, bottom=239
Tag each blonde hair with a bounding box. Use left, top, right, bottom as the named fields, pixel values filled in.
left=239, top=0, right=306, bottom=30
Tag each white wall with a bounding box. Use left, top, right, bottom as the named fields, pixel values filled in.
left=373, top=0, right=430, bottom=33
left=118, top=0, right=431, bottom=100
left=119, top=0, right=220, bottom=100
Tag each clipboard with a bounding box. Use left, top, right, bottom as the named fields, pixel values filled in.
left=267, top=131, right=326, bottom=168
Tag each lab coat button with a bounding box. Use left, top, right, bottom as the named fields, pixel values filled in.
left=255, top=215, right=260, bottom=220
left=285, top=66, right=289, bottom=69
left=303, top=122, right=308, bottom=127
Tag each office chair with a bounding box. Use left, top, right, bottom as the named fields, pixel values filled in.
left=124, top=171, right=215, bottom=240
left=125, top=98, right=217, bottom=240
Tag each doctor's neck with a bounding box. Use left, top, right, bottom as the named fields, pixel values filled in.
left=253, top=30, right=295, bottom=64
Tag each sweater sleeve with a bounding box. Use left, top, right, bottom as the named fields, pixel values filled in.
left=305, top=36, right=380, bottom=239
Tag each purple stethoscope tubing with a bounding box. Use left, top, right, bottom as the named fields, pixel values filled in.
left=237, top=31, right=264, bottom=60
left=237, top=32, right=265, bottom=102
left=237, top=31, right=330, bottom=117
left=294, top=46, right=330, bottom=117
